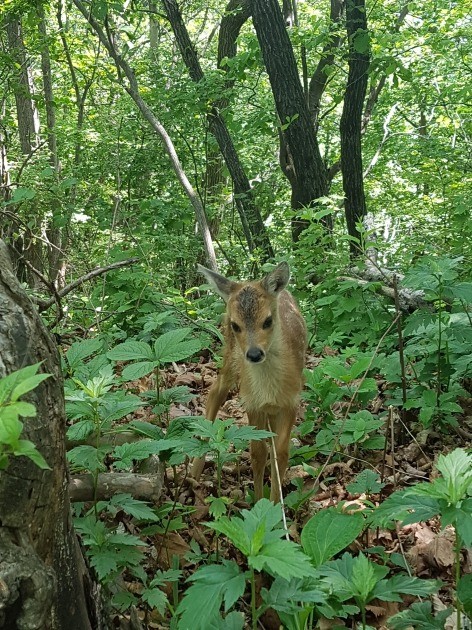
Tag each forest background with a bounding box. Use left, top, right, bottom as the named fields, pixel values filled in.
left=0, top=0, right=471, bottom=628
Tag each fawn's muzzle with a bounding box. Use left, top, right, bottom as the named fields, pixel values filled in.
left=246, top=347, right=265, bottom=363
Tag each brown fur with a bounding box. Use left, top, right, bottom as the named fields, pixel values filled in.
left=193, top=263, right=307, bottom=502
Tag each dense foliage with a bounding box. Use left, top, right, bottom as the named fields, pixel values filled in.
left=0, top=0, right=471, bottom=627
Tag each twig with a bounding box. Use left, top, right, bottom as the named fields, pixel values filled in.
left=36, top=257, right=139, bottom=311
left=389, top=406, right=397, bottom=489
left=267, top=420, right=290, bottom=542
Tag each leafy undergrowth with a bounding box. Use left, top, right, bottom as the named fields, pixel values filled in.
left=61, top=337, right=472, bottom=630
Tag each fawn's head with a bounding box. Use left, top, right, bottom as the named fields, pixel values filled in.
left=198, top=262, right=290, bottom=364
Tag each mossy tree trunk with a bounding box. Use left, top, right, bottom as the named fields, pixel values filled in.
left=0, top=240, right=99, bottom=629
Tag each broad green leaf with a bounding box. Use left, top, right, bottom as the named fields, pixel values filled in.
left=435, top=448, right=472, bottom=503
left=352, top=30, right=370, bottom=54
left=178, top=561, right=245, bottom=630
left=67, top=419, right=95, bottom=442
left=14, top=439, right=50, bottom=469
left=373, top=490, right=440, bottom=526
left=67, top=444, right=110, bottom=473
left=301, top=507, right=364, bottom=567
left=0, top=408, right=23, bottom=444
left=208, top=517, right=250, bottom=556
left=10, top=373, right=51, bottom=402
left=102, top=494, right=158, bottom=521
left=373, top=575, right=440, bottom=602
left=112, top=441, right=162, bottom=470
left=346, top=470, right=384, bottom=495
left=0, top=363, right=43, bottom=404
left=89, top=550, right=118, bottom=581
left=388, top=601, right=452, bottom=629
left=6, top=187, right=36, bottom=204
left=10, top=401, right=37, bottom=417
left=457, top=574, right=472, bottom=616
left=153, top=328, right=203, bottom=363
left=121, top=361, right=157, bottom=381
left=451, top=282, right=472, bottom=303
left=65, top=339, right=103, bottom=371
left=350, top=553, right=379, bottom=604
left=107, top=341, right=154, bottom=362
left=141, top=587, right=168, bottom=614
left=249, top=539, right=317, bottom=579
left=128, top=420, right=164, bottom=440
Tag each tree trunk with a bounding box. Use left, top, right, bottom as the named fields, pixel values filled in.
left=250, top=0, right=329, bottom=242
left=5, top=17, right=40, bottom=155
left=339, top=0, right=370, bottom=257
left=162, top=0, right=274, bottom=262
left=37, top=2, right=67, bottom=289
left=0, top=241, right=99, bottom=629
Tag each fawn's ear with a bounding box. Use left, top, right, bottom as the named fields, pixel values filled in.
left=261, top=262, right=290, bottom=295
left=197, top=264, right=238, bottom=302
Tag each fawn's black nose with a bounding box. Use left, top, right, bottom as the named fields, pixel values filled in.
left=246, top=347, right=265, bottom=363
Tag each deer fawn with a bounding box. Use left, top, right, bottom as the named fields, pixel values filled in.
left=193, top=262, right=307, bottom=502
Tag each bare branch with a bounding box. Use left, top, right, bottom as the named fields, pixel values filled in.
left=36, top=257, right=139, bottom=311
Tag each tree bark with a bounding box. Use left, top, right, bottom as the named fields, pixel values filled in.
left=0, top=241, right=98, bottom=629
left=5, top=17, right=40, bottom=155
left=308, top=0, right=345, bottom=131
left=250, top=0, right=329, bottom=242
left=162, top=0, right=274, bottom=261
left=339, top=0, right=370, bottom=257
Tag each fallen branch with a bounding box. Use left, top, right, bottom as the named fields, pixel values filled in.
left=33, top=257, right=139, bottom=312
left=338, top=275, right=427, bottom=312
left=69, top=471, right=164, bottom=503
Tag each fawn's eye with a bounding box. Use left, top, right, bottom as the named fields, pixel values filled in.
left=262, top=316, right=273, bottom=329
left=231, top=321, right=241, bottom=333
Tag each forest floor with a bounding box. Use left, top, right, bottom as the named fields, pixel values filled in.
left=98, top=352, right=472, bottom=629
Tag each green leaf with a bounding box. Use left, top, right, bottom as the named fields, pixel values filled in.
left=388, top=601, right=452, bottom=629
left=0, top=363, right=44, bottom=404
left=121, top=361, right=157, bottom=381
left=129, top=420, right=164, bottom=440
left=249, top=539, right=317, bottom=579
left=209, top=517, right=251, bottom=556
left=6, top=187, right=36, bottom=204
left=10, top=373, right=51, bottom=402
left=0, top=408, right=23, bottom=445
left=14, top=439, right=50, bottom=469
left=178, top=561, right=245, bottom=630
left=103, top=494, right=158, bottom=521
left=67, top=444, right=110, bottom=473
left=65, top=339, right=104, bottom=371
left=153, top=328, right=203, bottom=363
left=457, top=574, right=472, bottom=616
left=141, top=587, right=168, bottom=614
left=301, top=507, right=364, bottom=567
left=112, top=441, right=162, bottom=470
left=451, top=282, right=472, bottom=303
left=373, top=490, right=440, bottom=526
left=107, top=341, right=154, bottom=362
left=435, top=448, right=472, bottom=503
left=67, top=419, right=95, bottom=442
left=352, top=30, right=370, bottom=54
left=350, top=553, right=378, bottom=605
left=347, top=470, right=384, bottom=495
left=11, top=401, right=37, bottom=417
left=373, top=575, right=441, bottom=602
